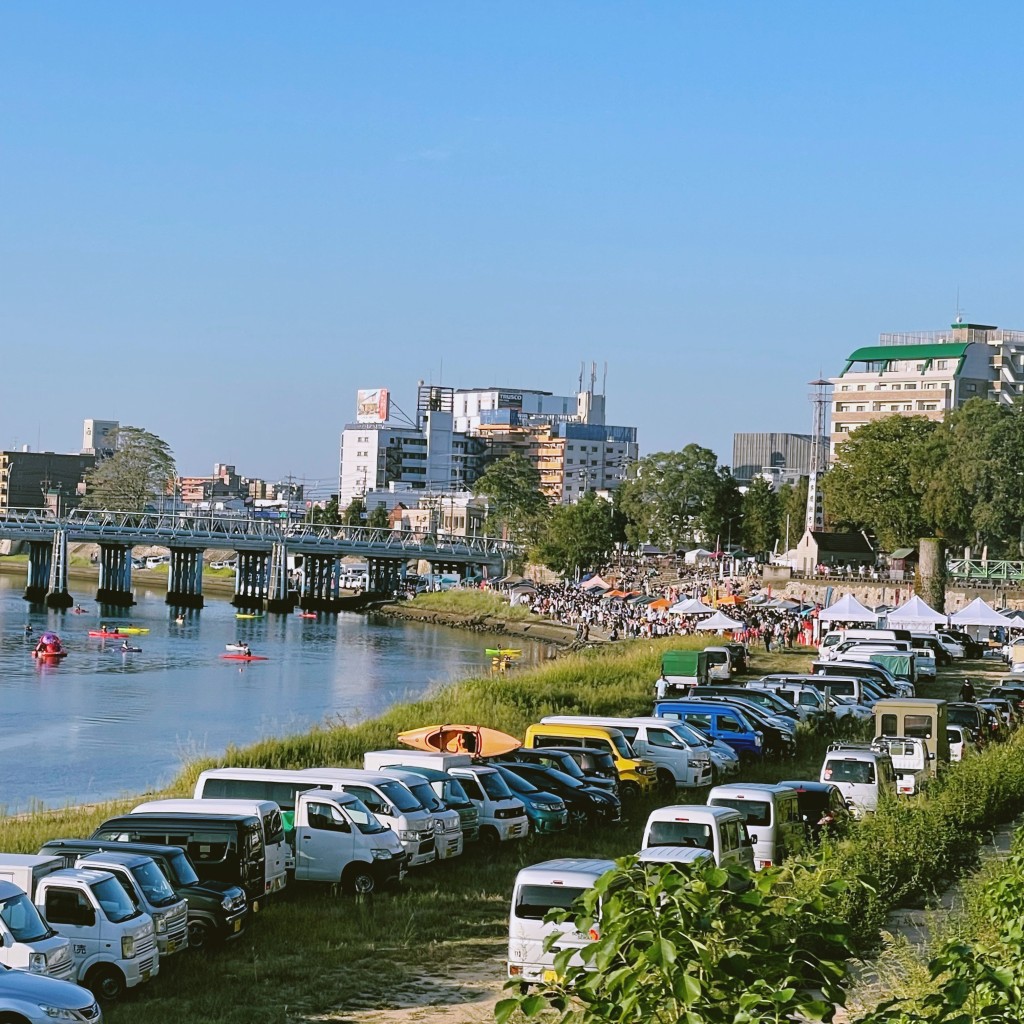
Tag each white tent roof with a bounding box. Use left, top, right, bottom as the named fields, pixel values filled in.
left=695, top=610, right=745, bottom=631
left=950, top=597, right=1014, bottom=627
left=668, top=598, right=716, bottom=616
left=817, top=593, right=876, bottom=623
left=683, top=548, right=714, bottom=564
left=887, top=595, right=947, bottom=629
left=579, top=575, right=613, bottom=591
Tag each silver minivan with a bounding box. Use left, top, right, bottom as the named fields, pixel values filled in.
left=706, top=783, right=802, bottom=870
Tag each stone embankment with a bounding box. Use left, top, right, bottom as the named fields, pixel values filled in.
left=783, top=579, right=1024, bottom=612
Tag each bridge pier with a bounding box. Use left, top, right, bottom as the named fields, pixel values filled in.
left=46, top=530, right=74, bottom=609
left=232, top=550, right=271, bottom=609
left=299, top=553, right=344, bottom=611
left=266, top=541, right=296, bottom=613
left=367, top=557, right=402, bottom=596
left=95, top=543, right=136, bottom=607
left=24, top=540, right=52, bottom=603
left=167, top=547, right=205, bottom=608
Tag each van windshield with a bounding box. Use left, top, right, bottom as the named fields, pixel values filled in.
left=710, top=798, right=771, bottom=827
left=343, top=798, right=389, bottom=835
left=0, top=891, right=52, bottom=942
left=164, top=850, right=200, bottom=886
left=130, top=860, right=178, bottom=907
left=440, top=778, right=472, bottom=807
left=515, top=884, right=587, bottom=920
left=91, top=876, right=141, bottom=923
left=610, top=734, right=635, bottom=758
left=647, top=821, right=713, bottom=850
left=477, top=772, right=513, bottom=800
left=405, top=780, right=444, bottom=812
left=376, top=781, right=423, bottom=813
left=824, top=759, right=876, bottom=784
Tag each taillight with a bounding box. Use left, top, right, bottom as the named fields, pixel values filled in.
left=588, top=927, right=600, bottom=940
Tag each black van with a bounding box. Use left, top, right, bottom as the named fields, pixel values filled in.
left=92, top=814, right=266, bottom=909
left=39, top=838, right=248, bottom=951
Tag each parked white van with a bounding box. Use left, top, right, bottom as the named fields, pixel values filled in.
left=705, top=783, right=802, bottom=870
left=818, top=628, right=902, bottom=659
left=507, top=859, right=615, bottom=983
left=131, top=798, right=288, bottom=896
left=870, top=737, right=932, bottom=796
left=640, top=806, right=755, bottom=870
left=539, top=716, right=713, bottom=790
left=368, top=768, right=463, bottom=861
left=820, top=743, right=897, bottom=816
left=362, top=751, right=528, bottom=844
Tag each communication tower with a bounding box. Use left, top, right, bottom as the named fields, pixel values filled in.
left=805, top=379, right=832, bottom=532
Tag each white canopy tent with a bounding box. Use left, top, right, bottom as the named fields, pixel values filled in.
left=816, top=594, right=877, bottom=623
left=886, top=595, right=947, bottom=631
left=683, top=548, right=714, bottom=565
left=695, top=610, right=745, bottom=631
left=668, top=598, right=716, bottom=616
left=950, top=598, right=1014, bottom=628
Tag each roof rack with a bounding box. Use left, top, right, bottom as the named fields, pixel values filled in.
left=825, top=741, right=875, bottom=753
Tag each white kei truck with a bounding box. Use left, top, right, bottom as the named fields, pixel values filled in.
left=0, top=854, right=157, bottom=1002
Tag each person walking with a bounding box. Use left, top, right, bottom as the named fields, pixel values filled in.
left=959, top=678, right=976, bottom=703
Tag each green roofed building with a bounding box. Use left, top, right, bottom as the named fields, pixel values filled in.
left=828, top=320, right=1024, bottom=458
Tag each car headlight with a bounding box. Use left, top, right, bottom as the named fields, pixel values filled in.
left=29, top=952, right=47, bottom=972
left=546, top=801, right=565, bottom=812
left=222, top=895, right=237, bottom=910
left=433, top=819, right=444, bottom=834
left=399, top=830, right=416, bottom=842
left=371, top=848, right=393, bottom=860
left=154, top=913, right=167, bottom=933
left=121, top=934, right=135, bottom=958
left=37, top=1005, right=77, bottom=1020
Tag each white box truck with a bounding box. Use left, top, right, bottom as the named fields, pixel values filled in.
left=0, top=855, right=157, bottom=1002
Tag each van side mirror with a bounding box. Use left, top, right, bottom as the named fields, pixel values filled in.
left=928, top=752, right=936, bottom=760
left=745, top=834, right=757, bottom=845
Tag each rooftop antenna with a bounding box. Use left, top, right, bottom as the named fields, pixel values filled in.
left=590, top=361, right=597, bottom=394
left=955, top=286, right=963, bottom=324
left=805, top=378, right=833, bottom=533
left=578, top=361, right=585, bottom=393
left=602, top=361, right=608, bottom=395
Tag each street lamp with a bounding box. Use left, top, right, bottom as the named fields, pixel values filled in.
left=578, top=467, right=590, bottom=496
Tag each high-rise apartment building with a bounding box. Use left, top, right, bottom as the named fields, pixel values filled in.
left=829, top=320, right=1024, bottom=457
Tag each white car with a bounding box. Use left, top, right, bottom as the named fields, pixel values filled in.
left=946, top=725, right=977, bottom=763
left=910, top=647, right=937, bottom=680
left=0, top=963, right=102, bottom=1023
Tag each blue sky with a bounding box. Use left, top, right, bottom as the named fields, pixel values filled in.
left=3, top=2, right=1023, bottom=494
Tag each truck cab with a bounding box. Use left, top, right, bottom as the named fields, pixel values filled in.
left=870, top=737, right=932, bottom=795
left=0, top=880, right=75, bottom=981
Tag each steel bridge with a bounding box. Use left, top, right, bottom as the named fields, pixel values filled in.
left=0, top=508, right=516, bottom=611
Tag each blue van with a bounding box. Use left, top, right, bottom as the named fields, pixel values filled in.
left=654, top=700, right=764, bottom=760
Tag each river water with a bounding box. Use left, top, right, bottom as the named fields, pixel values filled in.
left=0, top=573, right=546, bottom=814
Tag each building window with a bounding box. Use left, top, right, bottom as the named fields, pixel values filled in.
left=840, top=385, right=850, bottom=392
left=965, top=383, right=977, bottom=392
left=855, top=405, right=865, bottom=412
left=904, top=383, right=916, bottom=390
left=936, top=360, right=948, bottom=369
left=891, top=384, right=901, bottom=390
left=856, top=385, right=865, bottom=392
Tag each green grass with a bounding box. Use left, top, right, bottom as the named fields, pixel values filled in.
left=404, top=589, right=537, bottom=621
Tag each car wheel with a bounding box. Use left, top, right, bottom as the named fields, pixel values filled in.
left=344, top=865, right=377, bottom=895
left=478, top=825, right=500, bottom=844
left=188, top=919, right=215, bottom=952
left=88, top=964, right=127, bottom=1002
left=656, top=768, right=675, bottom=795
left=620, top=781, right=640, bottom=801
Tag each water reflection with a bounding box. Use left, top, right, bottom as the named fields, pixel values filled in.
left=0, top=573, right=544, bottom=813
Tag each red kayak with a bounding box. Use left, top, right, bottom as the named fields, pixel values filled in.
left=220, top=653, right=269, bottom=661
left=297, top=613, right=317, bottom=619
left=89, top=630, right=125, bottom=638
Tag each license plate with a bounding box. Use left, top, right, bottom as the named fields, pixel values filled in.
left=252, top=900, right=260, bottom=914
left=233, top=919, right=242, bottom=933
left=166, top=939, right=179, bottom=955
left=141, top=970, right=151, bottom=983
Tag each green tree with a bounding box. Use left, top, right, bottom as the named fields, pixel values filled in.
left=343, top=497, right=366, bottom=526
left=823, top=416, right=939, bottom=550
left=473, top=453, right=549, bottom=543
left=618, top=446, right=734, bottom=551
left=534, top=492, right=615, bottom=577
left=367, top=504, right=390, bottom=528
left=81, top=426, right=176, bottom=511
left=311, top=496, right=340, bottom=525
left=497, top=858, right=850, bottom=1024
left=741, top=477, right=780, bottom=556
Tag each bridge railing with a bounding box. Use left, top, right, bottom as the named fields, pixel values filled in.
left=947, top=559, right=1024, bottom=582
left=0, top=507, right=518, bottom=562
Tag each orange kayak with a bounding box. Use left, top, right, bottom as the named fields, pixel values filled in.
left=397, top=724, right=520, bottom=758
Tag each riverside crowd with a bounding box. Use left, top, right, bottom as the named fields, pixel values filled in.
left=519, top=578, right=814, bottom=649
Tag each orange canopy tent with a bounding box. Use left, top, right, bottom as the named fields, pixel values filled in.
left=716, top=594, right=746, bottom=606
left=648, top=598, right=672, bottom=610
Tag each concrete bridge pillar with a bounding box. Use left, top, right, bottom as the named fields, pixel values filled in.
left=232, top=550, right=271, bottom=609
left=267, top=540, right=296, bottom=613
left=96, top=543, right=136, bottom=607
left=24, top=540, right=52, bottom=603
left=46, top=530, right=74, bottom=609
left=299, top=553, right=342, bottom=611
left=167, top=547, right=205, bottom=608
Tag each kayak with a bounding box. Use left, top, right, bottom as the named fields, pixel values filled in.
left=397, top=724, right=520, bottom=758
left=119, top=646, right=142, bottom=654
left=297, top=613, right=317, bottom=619
left=235, top=614, right=264, bottom=620
left=220, top=653, right=268, bottom=661
left=90, top=628, right=149, bottom=636
left=486, top=648, right=523, bottom=657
